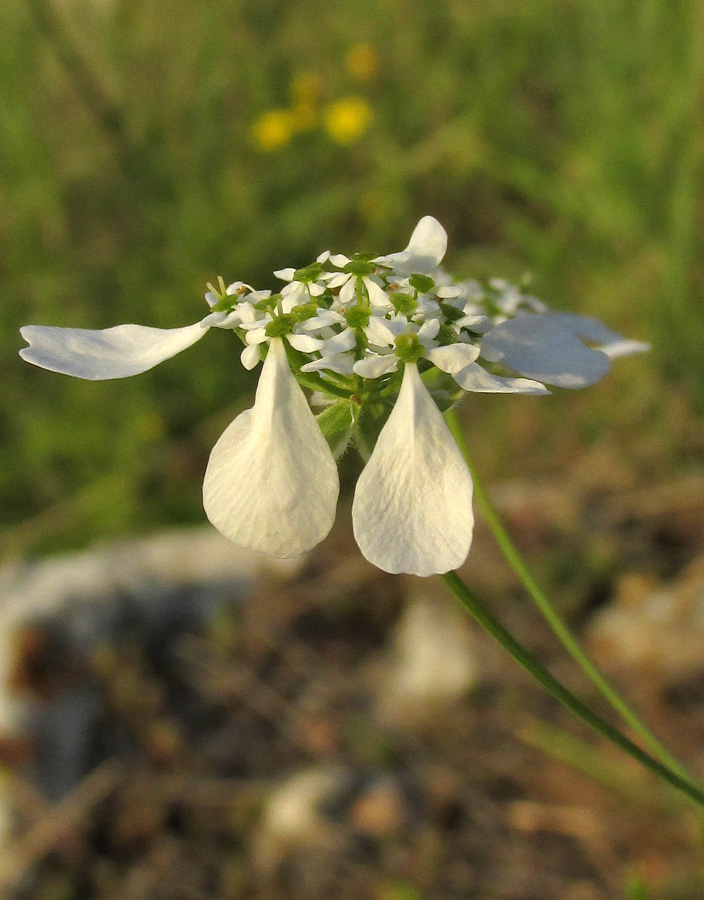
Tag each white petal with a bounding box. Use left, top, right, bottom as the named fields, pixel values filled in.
left=362, top=276, right=389, bottom=307
left=237, top=302, right=260, bottom=324
left=452, top=361, right=550, bottom=394
left=297, top=310, right=345, bottom=333
left=426, top=343, right=480, bottom=374
left=353, top=353, right=399, bottom=379
left=547, top=314, right=650, bottom=360
left=281, top=284, right=307, bottom=312
left=241, top=343, right=261, bottom=370
left=352, top=363, right=473, bottom=575
left=364, top=315, right=397, bottom=348
left=287, top=332, right=324, bottom=353
left=417, top=318, right=440, bottom=345
left=208, top=308, right=243, bottom=329
left=600, top=339, right=651, bottom=359
left=245, top=327, right=269, bottom=345
left=323, top=328, right=357, bottom=354
left=274, top=267, right=296, bottom=282
left=339, top=277, right=357, bottom=305
left=375, top=216, right=448, bottom=276
left=481, top=314, right=612, bottom=388
left=203, top=339, right=339, bottom=557
left=456, top=314, right=492, bottom=333
left=301, top=353, right=355, bottom=375
left=329, top=253, right=350, bottom=267
left=19, top=321, right=208, bottom=380
left=326, top=272, right=350, bottom=289
left=308, top=282, right=326, bottom=297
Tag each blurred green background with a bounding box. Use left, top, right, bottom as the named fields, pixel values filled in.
left=3, top=0, right=704, bottom=556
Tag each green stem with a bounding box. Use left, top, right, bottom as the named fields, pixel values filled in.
left=444, top=407, right=694, bottom=784
left=442, top=571, right=704, bottom=809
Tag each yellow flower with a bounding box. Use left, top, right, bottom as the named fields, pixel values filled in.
left=324, top=97, right=373, bottom=145
left=251, top=109, right=295, bottom=152
left=346, top=44, right=378, bottom=81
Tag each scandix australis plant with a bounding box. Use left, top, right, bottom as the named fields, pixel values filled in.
left=20, top=217, right=704, bottom=807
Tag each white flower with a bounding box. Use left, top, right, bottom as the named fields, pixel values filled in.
left=352, top=315, right=444, bottom=378
left=203, top=338, right=339, bottom=558
left=240, top=311, right=325, bottom=370
left=323, top=263, right=389, bottom=307
left=273, top=267, right=326, bottom=310
left=481, top=312, right=650, bottom=389
left=352, top=361, right=474, bottom=575
left=352, top=316, right=487, bottom=388
left=375, top=216, right=448, bottom=276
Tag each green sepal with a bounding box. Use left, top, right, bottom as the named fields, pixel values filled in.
left=391, top=292, right=417, bottom=315
left=409, top=273, right=435, bottom=293
left=293, top=262, right=324, bottom=282
left=344, top=256, right=375, bottom=276
left=439, top=302, right=464, bottom=322
left=255, top=294, right=278, bottom=311
left=394, top=332, right=423, bottom=363
left=265, top=314, right=294, bottom=338
left=290, top=302, right=319, bottom=323
left=316, top=401, right=356, bottom=458
left=436, top=323, right=458, bottom=345
left=344, top=304, right=371, bottom=329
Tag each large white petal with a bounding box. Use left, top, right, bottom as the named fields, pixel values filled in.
left=203, top=338, right=339, bottom=558
left=452, top=361, right=550, bottom=394
left=481, top=314, right=612, bottom=388
left=375, top=216, right=448, bottom=276
left=19, top=320, right=208, bottom=380
left=352, top=363, right=473, bottom=576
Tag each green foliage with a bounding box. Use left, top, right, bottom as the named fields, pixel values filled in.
left=3, top=0, right=703, bottom=552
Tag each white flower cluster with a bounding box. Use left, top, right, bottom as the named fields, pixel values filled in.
left=20, top=217, right=649, bottom=576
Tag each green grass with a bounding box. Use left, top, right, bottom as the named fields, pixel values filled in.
left=3, top=0, right=704, bottom=553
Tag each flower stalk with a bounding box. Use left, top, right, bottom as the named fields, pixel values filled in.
left=444, top=406, right=696, bottom=786
left=442, top=571, right=704, bottom=809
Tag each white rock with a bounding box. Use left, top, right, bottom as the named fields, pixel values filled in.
left=587, top=556, right=704, bottom=683
left=375, top=589, right=480, bottom=728
left=0, top=527, right=303, bottom=841
left=253, top=765, right=348, bottom=873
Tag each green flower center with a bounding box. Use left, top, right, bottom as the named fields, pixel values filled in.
left=394, top=332, right=423, bottom=363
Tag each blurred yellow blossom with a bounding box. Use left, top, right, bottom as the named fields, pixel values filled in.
left=346, top=44, right=379, bottom=81
left=324, top=97, right=373, bottom=145
left=251, top=109, right=295, bottom=152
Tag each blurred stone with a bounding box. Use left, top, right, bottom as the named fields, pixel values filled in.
left=587, top=554, right=704, bottom=684
left=253, top=764, right=349, bottom=873
left=0, top=527, right=303, bottom=840
left=350, top=775, right=407, bottom=839
left=374, top=590, right=480, bottom=729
